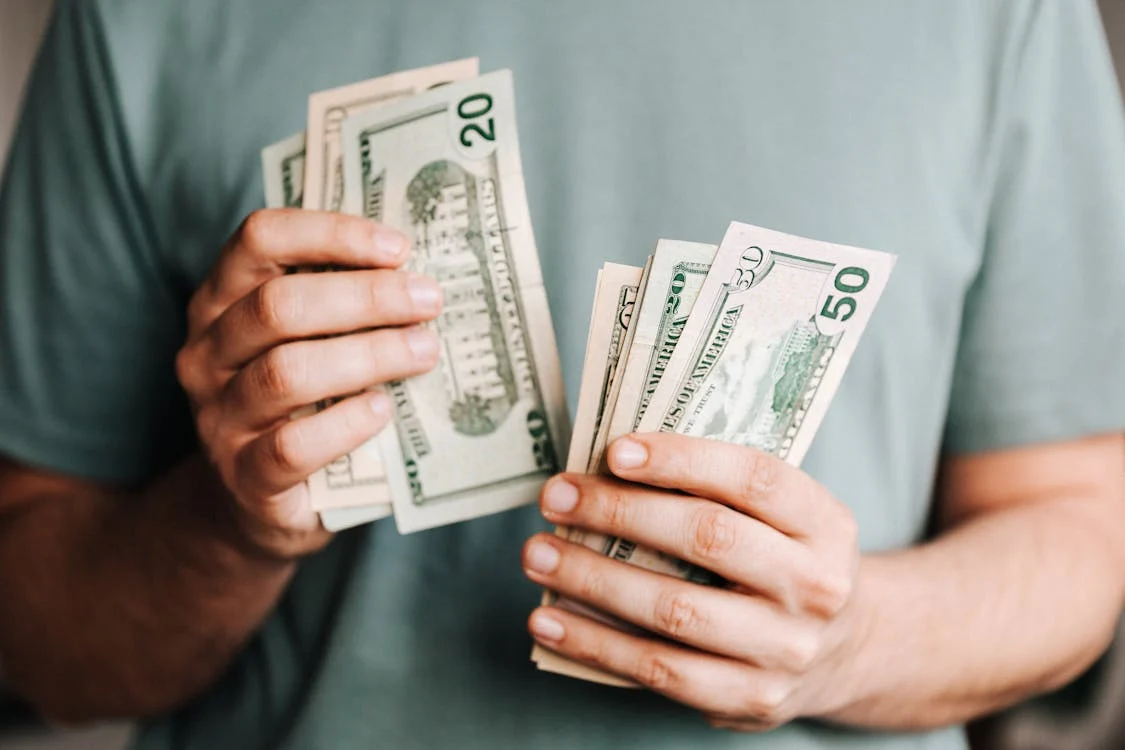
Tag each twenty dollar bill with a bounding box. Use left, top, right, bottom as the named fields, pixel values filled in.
left=305, top=60, right=480, bottom=527
left=303, top=58, right=479, bottom=212
left=340, top=69, right=569, bottom=533
left=261, top=131, right=306, bottom=209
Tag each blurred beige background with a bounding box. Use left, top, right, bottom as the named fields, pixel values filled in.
left=0, top=0, right=53, bottom=166
left=1, top=2, right=1123, bottom=750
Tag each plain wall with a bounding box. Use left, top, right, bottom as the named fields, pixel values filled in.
left=0, top=0, right=54, bottom=167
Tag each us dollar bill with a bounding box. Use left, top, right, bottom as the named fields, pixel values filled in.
left=340, top=69, right=569, bottom=533
left=541, top=222, right=895, bottom=684
left=555, top=263, right=644, bottom=557
left=261, top=132, right=391, bottom=528
left=532, top=262, right=644, bottom=684
left=613, top=222, right=894, bottom=577
left=261, top=131, right=306, bottom=209
left=583, top=256, right=653, bottom=474
left=534, top=246, right=710, bottom=685
left=578, top=263, right=647, bottom=470
left=303, top=58, right=479, bottom=212
left=262, top=130, right=395, bottom=523
left=590, top=240, right=716, bottom=474
left=559, top=268, right=599, bottom=474
left=303, top=62, right=480, bottom=527
left=638, top=221, right=895, bottom=450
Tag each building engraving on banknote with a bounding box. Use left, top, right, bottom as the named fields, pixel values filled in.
left=303, top=59, right=479, bottom=213
left=357, top=129, right=556, bottom=504
left=341, top=70, right=568, bottom=532
left=304, top=61, right=481, bottom=522
left=655, top=250, right=840, bottom=454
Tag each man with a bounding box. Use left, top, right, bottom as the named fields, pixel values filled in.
left=1, top=1, right=1123, bottom=748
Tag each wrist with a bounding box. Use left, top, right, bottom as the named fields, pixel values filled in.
left=225, top=492, right=333, bottom=564
left=801, top=555, right=886, bottom=723
left=173, top=453, right=332, bottom=564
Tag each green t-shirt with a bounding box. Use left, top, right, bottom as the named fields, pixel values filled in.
left=3, top=1, right=1125, bottom=748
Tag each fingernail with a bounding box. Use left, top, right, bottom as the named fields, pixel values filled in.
left=368, top=392, right=391, bottom=419
left=524, top=540, right=560, bottom=574
left=407, top=273, right=443, bottom=313
left=405, top=327, right=439, bottom=362
left=374, top=228, right=407, bottom=259
left=610, top=437, right=648, bottom=470
left=542, top=477, right=579, bottom=514
left=529, top=610, right=565, bottom=642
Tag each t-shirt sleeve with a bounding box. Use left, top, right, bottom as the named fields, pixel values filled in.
left=945, top=0, right=1125, bottom=453
left=0, top=0, right=191, bottom=483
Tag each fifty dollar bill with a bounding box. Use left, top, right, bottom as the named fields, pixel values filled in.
left=539, top=222, right=895, bottom=683
left=589, top=239, right=716, bottom=474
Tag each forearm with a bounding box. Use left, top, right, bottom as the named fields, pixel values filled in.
left=0, top=453, right=295, bottom=722
left=817, top=496, right=1125, bottom=730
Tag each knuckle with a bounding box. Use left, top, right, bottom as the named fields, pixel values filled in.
left=742, top=680, right=791, bottom=725
left=572, top=630, right=609, bottom=666
left=834, top=503, right=859, bottom=544
left=778, top=627, right=821, bottom=673
left=368, top=330, right=411, bottom=378
left=194, top=404, right=223, bottom=447
left=599, top=484, right=632, bottom=534
left=186, top=289, right=210, bottom=330
left=255, top=347, right=303, bottom=399
left=673, top=438, right=705, bottom=481
left=364, top=272, right=396, bottom=316
left=688, top=506, right=739, bottom=562
left=791, top=552, right=853, bottom=616
left=339, top=395, right=381, bottom=439
left=652, top=589, right=707, bottom=640
left=578, top=566, right=609, bottom=603
left=388, top=328, right=416, bottom=364
left=330, top=212, right=367, bottom=252
left=253, top=279, right=301, bottom=332
left=266, top=423, right=307, bottom=474
left=174, top=346, right=200, bottom=393
left=635, top=650, right=679, bottom=691
left=240, top=209, right=276, bottom=254
left=736, top=451, right=779, bottom=501
left=808, top=570, right=853, bottom=617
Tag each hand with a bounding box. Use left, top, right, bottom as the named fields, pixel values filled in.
left=523, top=433, right=864, bottom=731
left=175, top=209, right=442, bottom=559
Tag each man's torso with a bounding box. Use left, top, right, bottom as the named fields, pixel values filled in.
left=99, top=1, right=1024, bottom=747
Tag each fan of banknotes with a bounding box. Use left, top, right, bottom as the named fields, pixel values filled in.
left=257, top=54, right=898, bottom=606
left=532, top=222, right=896, bottom=683
left=260, top=58, right=571, bottom=534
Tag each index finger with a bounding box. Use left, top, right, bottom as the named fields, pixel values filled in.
left=192, top=209, right=409, bottom=329
left=605, top=433, right=820, bottom=538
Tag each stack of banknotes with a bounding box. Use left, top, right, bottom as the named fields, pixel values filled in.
left=255, top=60, right=900, bottom=695
left=531, top=221, right=895, bottom=683
left=261, top=58, right=571, bottom=533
